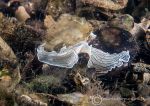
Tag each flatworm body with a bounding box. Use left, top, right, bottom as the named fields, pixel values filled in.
left=37, top=41, right=130, bottom=71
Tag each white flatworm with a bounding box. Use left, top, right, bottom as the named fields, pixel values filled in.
left=37, top=41, right=130, bottom=71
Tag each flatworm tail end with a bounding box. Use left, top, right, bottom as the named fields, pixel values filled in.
left=119, top=50, right=130, bottom=62
left=87, top=47, right=130, bottom=71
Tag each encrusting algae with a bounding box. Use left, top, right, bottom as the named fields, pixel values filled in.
left=43, top=14, right=93, bottom=51
left=80, top=0, right=128, bottom=10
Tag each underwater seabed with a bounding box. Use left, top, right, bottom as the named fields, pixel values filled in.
left=0, top=0, right=149, bottom=106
